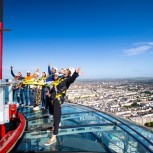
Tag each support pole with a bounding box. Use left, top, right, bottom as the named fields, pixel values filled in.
left=0, top=22, right=2, bottom=80
left=8, top=80, right=13, bottom=104
left=0, top=0, right=3, bottom=80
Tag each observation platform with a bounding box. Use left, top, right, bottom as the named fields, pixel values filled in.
left=8, top=103, right=153, bottom=153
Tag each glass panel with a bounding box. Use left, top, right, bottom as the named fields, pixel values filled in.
left=117, top=118, right=153, bottom=144
left=15, top=132, right=107, bottom=152
left=12, top=103, right=153, bottom=153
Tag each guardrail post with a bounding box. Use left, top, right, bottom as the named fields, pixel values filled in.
left=0, top=82, right=6, bottom=139
left=8, top=79, right=13, bottom=104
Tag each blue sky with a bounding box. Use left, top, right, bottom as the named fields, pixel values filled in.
left=2, top=0, right=153, bottom=79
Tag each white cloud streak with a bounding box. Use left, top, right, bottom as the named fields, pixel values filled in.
left=123, top=42, right=153, bottom=56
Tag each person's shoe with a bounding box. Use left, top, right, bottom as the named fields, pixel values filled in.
left=46, top=127, right=54, bottom=132
left=28, top=105, right=34, bottom=108
left=41, top=106, right=45, bottom=110
left=49, top=127, right=54, bottom=131
left=25, top=104, right=29, bottom=107
left=16, top=103, right=19, bottom=107
left=48, top=115, right=53, bottom=120
left=33, top=106, right=40, bottom=111
left=45, top=139, right=56, bottom=146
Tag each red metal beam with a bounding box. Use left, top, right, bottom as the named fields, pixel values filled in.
left=0, top=0, right=3, bottom=80
left=0, top=22, right=2, bottom=79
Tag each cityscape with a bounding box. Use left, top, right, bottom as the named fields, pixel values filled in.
left=1, top=0, right=153, bottom=152
left=67, top=78, right=153, bottom=128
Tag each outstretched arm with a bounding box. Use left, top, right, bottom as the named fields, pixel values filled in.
left=10, top=66, right=16, bottom=77
left=67, top=67, right=80, bottom=84
left=32, top=67, right=40, bottom=77
left=35, top=67, right=40, bottom=73
left=48, top=63, right=52, bottom=75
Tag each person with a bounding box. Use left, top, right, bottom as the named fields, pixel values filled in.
left=58, top=68, right=66, bottom=77
left=47, top=68, right=65, bottom=109
left=33, top=72, right=47, bottom=111
left=45, top=67, right=81, bottom=146
left=46, top=64, right=58, bottom=82
left=23, top=68, right=40, bottom=107
left=45, top=72, right=60, bottom=117
left=10, top=66, right=24, bottom=105
left=41, top=72, right=47, bottom=109
left=33, top=63, right=58, bottom=111
left=45, top=64, right=58, bottom=114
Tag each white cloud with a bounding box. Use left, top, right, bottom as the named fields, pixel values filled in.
left=134, top=42, right=153, bottom=46
left=123, top=42, right=153, bottom=56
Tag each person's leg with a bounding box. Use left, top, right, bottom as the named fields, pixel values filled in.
left=20, top=88, right=24, bottom=105
left=12, top=86, right=15, bottom=101
left=29, top=88, right=35, bottom=107
left=51, top=99, right=61, bottom=138
left=48, top=98, right=53, bottom=115
left=45, top=87, right=50, bottom=109
left=45, top=98, right=61, bottom=145
left=16, top=88, right=20, bottom=103
left=29, top=88, right=32, bottom=106
left=47, top=97, right=54, bottom=119
left=46, top=95, right=49, bottom=109
left=37, top=88, right=42, bottom=106
left=24, top=86, right=29, bottom=106
left=33, top=88, right=42, bottom=110
left=41, top=87, right=45, bottom=108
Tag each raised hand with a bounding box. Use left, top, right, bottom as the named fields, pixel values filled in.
left=75, top=67, right=81, bottom=73
left=36, top=67, right=40, bottom=72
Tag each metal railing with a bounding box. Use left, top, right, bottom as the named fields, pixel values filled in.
left=0, top=79, right=14, bottom=124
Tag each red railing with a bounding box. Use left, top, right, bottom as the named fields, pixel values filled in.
left=0, top=113, right=26, bottom=153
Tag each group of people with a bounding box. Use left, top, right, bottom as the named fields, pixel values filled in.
left=11, top=64, right=80, bottom=145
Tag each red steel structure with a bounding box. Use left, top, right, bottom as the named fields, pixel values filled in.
left=0, top=22, right=2, bottom=80
left=0, top=0, right=3, bottom=80
left=0, top=3, right=26, bottom=152
left=0, top=0, right=5, bottom=139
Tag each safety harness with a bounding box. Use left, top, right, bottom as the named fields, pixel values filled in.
left=52, top=77, right=67, bottom=104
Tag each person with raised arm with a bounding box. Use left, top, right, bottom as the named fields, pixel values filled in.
left=23, top=67, right=40, bottom=107
left=10, top=66, right=24, bottom=106
left=45, top=67, right=81, bottom=146
left=46, top=63, right=58, bottom=82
